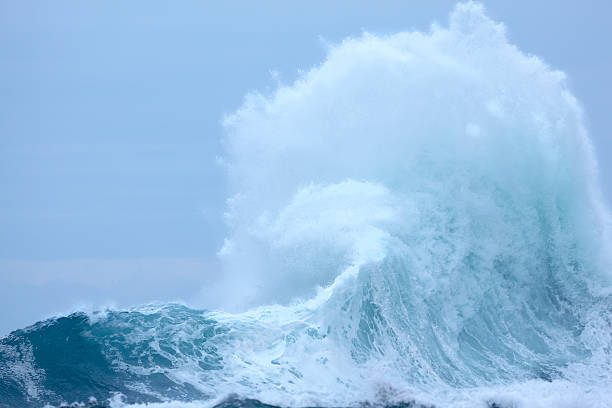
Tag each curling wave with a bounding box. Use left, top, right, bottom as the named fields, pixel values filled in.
left=2, top=3, right=612, bottom=408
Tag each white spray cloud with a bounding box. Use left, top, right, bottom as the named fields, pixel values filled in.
left=214, top=2, right=610, bottom=311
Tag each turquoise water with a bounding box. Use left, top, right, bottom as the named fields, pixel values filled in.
left=2, top=3, right=612, bottom=407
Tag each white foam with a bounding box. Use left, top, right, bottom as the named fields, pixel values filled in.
left=191, top=1, right=612, bottom=406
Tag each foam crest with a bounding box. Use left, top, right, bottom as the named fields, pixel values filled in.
left=219, top=1, right=610, bottom=307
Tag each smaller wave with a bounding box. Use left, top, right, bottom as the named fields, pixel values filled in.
left=0, top=305, right=216, bottom=408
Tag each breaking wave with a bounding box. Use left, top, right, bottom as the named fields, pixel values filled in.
left=2, top=3, right=612, bottom=408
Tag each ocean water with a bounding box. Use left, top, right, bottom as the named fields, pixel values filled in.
left=2, top=3, right=612, bottom=408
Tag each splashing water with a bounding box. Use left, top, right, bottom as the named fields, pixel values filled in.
left=2, top=3, right=612, bottom=408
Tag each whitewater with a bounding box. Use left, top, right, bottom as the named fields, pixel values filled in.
left=2, top=3, right=612, bottom=408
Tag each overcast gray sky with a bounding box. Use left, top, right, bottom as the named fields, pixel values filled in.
left=1, top=0, right=611, bottom=335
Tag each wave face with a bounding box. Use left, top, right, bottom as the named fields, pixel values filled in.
left=2, top=3, right=612, bottom=408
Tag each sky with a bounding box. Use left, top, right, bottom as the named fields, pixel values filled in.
left=1, top=0, right=611, bottom=335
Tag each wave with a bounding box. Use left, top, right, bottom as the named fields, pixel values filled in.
left=2, top=2, right=612, bottom=408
